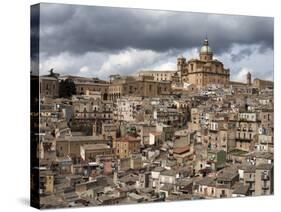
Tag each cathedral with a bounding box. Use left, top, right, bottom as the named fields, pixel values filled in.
left=177, top=38, right=230, bottom=88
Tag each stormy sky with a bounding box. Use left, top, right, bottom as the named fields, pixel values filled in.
left=35, top=3, right=274, bottom=82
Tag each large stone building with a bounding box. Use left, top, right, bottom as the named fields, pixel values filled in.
left=177, top=38, right=230, bottom=88
left=113, top=135, right=141, bottom=159
left=80, top=143, right=114, bottom=161
left=72, top=96, right=113, bottom=125
left=60, top=75, right=109, bottom=100
left=40, top=69, right=60, bottom=98
left=40, top=76, right=59, bottom=98
left=137, top=70, right=177, bottom=82
left=115, top=97, right=143, bottom=122
left=108, top=75, right=171, bottom=101
left=253, top=78, right=274, bottom=90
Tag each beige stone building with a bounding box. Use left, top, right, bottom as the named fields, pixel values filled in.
left=39, top=170, right=54, bottom=194
left=113, top=136, right=141, bottom=159
left=137, top=70, right=177, bottom=82
left=254, top=163, right=273, bottom=196
left=80, top=143, right=114, bottom=161
left=75, top=82, right=109, bottom=100
left=108, top=75, right=171, bottom=101
left=253, top=78, right=274, bottom=90
left=235, top=119, right=258, bottom=152
left=177, top=38, right=230, bottom=88
left=56, top=136, right=110, bottom=159
left=60, top=75, right=109, bottom=100
left=40, top=76, right=59, bottom=98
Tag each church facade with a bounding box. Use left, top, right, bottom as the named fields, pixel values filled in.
left=177, top=38, right=230, bottom=88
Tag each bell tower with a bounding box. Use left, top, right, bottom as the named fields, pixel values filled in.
left=247, top=72, right=252, bottom=86
left=177, top=55, right=186, bottom=82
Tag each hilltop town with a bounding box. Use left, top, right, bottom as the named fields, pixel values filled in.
left=34, top=39, right=273, bottom=208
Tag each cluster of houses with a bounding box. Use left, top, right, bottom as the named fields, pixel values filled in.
left=34, top=67, right=273, bottom=208
left=35, top=39, right=274, bottom=207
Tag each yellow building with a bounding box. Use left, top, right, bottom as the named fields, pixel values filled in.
left=40, top=170, right=54, bottom=194
left=113, top=136, right=141, bottom=159
left=253, top=78, right=274, bottom=90
left=108, top=75, right=171, bottom=101
left=177, top=38, right=230, bottom=88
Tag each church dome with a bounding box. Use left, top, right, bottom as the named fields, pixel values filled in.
left=200, top=45, right=212, bottom=53
left=200, top=38, right=213, bottom=54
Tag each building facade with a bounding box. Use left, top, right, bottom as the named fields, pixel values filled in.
left=253, top=78, right=274, bottom=90
left=137, top=70, right=177, bottom=82
left=113, top=136, right=141, bottom=159
left=108, top=75, right=171, bottom=101
left=177, top=38, right=230, bottom=88
left=40, top=76, right=59, bottom=98
left=60, top=75, right=109, bottom=100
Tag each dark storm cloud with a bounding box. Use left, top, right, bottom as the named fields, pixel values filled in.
left=31, top=4, right=41, bottom=75
left=38, top=3, right=273, bottom=56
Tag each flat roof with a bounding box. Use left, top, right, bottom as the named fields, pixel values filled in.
left=82, top=144, right=109, bottom=150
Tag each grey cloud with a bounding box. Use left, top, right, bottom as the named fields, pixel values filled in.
left=38, top=3, right=273, bottom=57
left=230, top=48, right=253, bottom=62
left=34, top=3, right=274, bottom=81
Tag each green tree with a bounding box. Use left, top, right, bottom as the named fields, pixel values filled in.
left=59, top=79, right=76, bottom=98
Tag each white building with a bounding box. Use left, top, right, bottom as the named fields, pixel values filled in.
left=238, top=112, right=257, bottom=122
left=115, top=97, right=142, bottom=122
